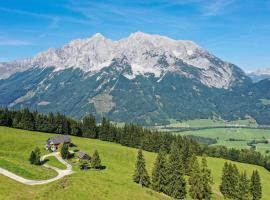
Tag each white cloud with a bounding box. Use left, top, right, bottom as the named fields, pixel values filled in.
left=202, top=0, right=236, bottom=16
left=0, top=39, right=33, bottom=46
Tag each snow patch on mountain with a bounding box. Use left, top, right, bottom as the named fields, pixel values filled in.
left=0, top=32, right=246, bottom=89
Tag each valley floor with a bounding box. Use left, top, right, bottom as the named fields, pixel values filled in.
left=0, top=126, right=270, bottom=200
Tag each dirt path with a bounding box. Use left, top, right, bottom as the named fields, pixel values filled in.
left=0, top=152, right=74, bottom=185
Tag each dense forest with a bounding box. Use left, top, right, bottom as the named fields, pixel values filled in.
left=1, top=108, right=270, bottom=172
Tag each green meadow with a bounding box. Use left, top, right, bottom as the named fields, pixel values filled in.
left=177, top=128, right=270, bottom=154
left=0, top=126, right=270, bottom=200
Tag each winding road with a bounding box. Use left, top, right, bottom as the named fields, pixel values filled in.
left=0, top=152, right=74, bottom=185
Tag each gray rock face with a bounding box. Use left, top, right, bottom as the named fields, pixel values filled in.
left=2, top=32, right=263, bottom=125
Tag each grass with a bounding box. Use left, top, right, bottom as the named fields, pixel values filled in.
left=152, top=118, right=258, bottom=131
left=45, top=156, right=66, bottom=170
left=177, top=128, right=270, bottom=154
left=0, top=127, right=57, bottom=180
left=0, top=126, right=270, bottom=200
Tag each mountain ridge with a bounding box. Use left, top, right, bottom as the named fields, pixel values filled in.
left=1, top=32, right=269, bottom=125
left=0, top=32, right=249, bottom=89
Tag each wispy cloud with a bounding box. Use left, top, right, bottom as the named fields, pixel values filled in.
left=0, top=6, right=92, bottom=26
left=202, top=0, right=236, bottom=16
left=0, top=39, right=33, bottom=46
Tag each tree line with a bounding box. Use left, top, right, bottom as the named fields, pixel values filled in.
left=133, top=143, right=213, bottom=200
left=220, top=162, right=262, bottom=200
left=1, top=108, right=270, bottom=172
left=204, top=145, right=270, bottom=172
left=134, top=148, right=262, bottom=200
left=0, top=108, right=200, bottom=155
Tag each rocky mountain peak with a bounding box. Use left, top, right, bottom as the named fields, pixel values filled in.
left=0, top=32, right=249, bottom=89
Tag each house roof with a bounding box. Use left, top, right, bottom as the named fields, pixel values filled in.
left=78, top=152, right=90, bottom=159
left=47, top=135, right=71, bottom=145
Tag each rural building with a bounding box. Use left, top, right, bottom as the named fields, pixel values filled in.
left=78, top=152, right=91, bottom=161
left=45, top=135, right=71, bottom=151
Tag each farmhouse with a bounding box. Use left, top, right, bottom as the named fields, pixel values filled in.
left=78, top=152, right=91, bottom=161
left=45, top=135, right=71, bottom=151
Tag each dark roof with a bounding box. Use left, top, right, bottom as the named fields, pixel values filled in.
left=78, top=152, right=90, bottom=160
left=47, top=135, right=71, bottom=145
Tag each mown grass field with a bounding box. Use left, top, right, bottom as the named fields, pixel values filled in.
left=155, top=118, right=258, bottom=129
left=45, top=156, right=67, bottom=170
left=177, top=128, right=270, bottom=154
left=0, top=126, right=270, bottom=200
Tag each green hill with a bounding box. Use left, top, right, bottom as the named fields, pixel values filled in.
left=177, top=128, right=270, bottom=154
left=0, top=126, right=269, bottom=200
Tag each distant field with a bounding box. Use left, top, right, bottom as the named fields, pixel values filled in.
left=177, top=128, right=270, bottom=154
left=152, top=118, right=258, bottom=130
left=0, top=127, right=270, bottom=200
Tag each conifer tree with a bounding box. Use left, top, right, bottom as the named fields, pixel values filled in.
left=29, top=147, right=41, bottom=165
left=201, top=155, right=213, bottom=200
left=33, top=147, right=41, bottom=165
left=60, top=144, right=69, bottom=159
left=188, top=155, right=203, bottom=200
left=151, top=149, right=168, bottom=193
left=166, top=142, right=186, bottom=199
left=250, top=170, right=262, bottom=200
left=220, top=162, right=230, bottom=198
left=29, top=150, right=36, bottom=164
left=238, top=171, right=251, bottom=200
left=220, top=163, right=239, bottom=199
left=91, top=150, right=102, bottom=169
left=133, top=149, right=150, bottom=187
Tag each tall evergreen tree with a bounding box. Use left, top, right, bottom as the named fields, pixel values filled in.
left=151, top=149, right=168, bottom=193
left=29, top=150, right=36, bottom=165
left=220, top=162, right=230, bottom=198
left=201, top=155, right=213, bottom=200
left=166, top=142, right=186, bottom=199
left=250, top=170, right=262, bottom=200
left=82, top=114, right=97, bottom=138
left=133, top=149, right=150, bottom=187
left=29, top=147, right=41, bottom=165
left=238, top=171, right=251, bottom=200
left=60, top=144, right=69, bottom=159
left=91, top=150, right=102, bottom=169
left=220, top=163, right=239, bottom=199
left=188, top=155, right=203, bottom=200
left=34, top=147, right=41, bottom=165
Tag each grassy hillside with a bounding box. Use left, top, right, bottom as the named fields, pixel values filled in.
left=177, top=128, right=270, bottom=154
left=0, top=126, right=270, bottom=200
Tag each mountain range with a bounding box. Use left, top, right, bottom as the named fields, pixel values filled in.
left=248, top=68, right=270, bottom=82
left=0, top=32, right=269, bottom=125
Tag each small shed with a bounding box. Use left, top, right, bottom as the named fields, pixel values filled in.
left=78, top=152, right=91, bottom=161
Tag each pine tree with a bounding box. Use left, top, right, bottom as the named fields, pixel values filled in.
left=250, top=170, right=262, bottom=200
left=151, top=149, right=168, bottom=193
left=201, top=155, right=213, bottom=200
left=220, top=162, right=230, bottom=198
left=188, top=155, right=204, bottom=200
left=91, top=150, right=102, bottom=169
left=29, top=147, right=41, bottom=165
left=133, top=149, right=150, bottom=187
left=29, top=150, right=36, bottom=164
left=60, top=144, right=69, bottom=159
left=238, top=171, right=251, bottom=200
left=220, top=163, right=239, bottom=199
left=82, top=114, right=97, bottom=138
left=166, top=142, right=186, bottom=198
left=33, top=147, right=41, bottom=165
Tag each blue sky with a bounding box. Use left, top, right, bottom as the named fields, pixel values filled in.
left=0, top=0, right=270, bottom=71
